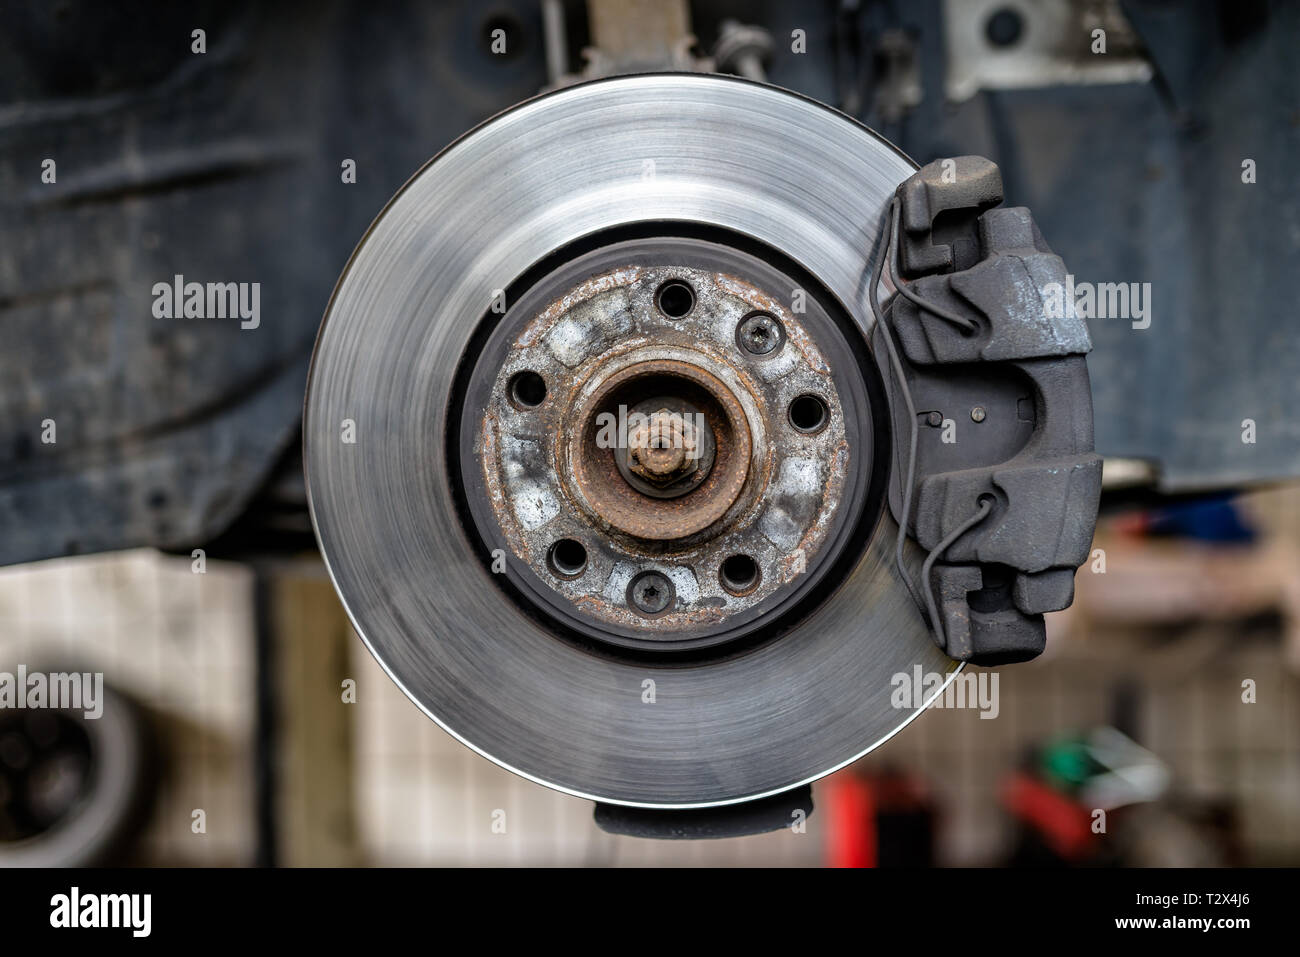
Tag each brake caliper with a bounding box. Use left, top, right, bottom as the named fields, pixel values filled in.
left=875, top=156, right=1102, bottom=665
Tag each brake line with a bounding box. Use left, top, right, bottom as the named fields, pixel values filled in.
left=919, top=498, right=993, bottom=651
left=884, top=202, right=979, bottom=336
left=868, top=197, right=992, bottom=651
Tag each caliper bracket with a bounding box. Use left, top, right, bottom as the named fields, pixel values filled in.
left=874, top=156, right=1101, bottom=665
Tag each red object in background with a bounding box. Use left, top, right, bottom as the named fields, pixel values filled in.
left=824, top=774, right=876, bottom=868
left=1111, top=511, right=1151, bottom=537
left=1003, top=772, right=1095, bottom=861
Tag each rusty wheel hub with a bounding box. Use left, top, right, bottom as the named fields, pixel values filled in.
left=460, top=236, right=883, bottom=652
left=569, top=356, right=750, bottom=539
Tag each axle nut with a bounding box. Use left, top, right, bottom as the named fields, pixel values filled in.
left=627, top=410, right=699, bottom=485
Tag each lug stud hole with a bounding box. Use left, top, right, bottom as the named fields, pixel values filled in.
left=655, top=280, right=696, bottom=319
left=547, top=538, right=588, bottom=578
left=788, top=394, right=829, bottom=434
left=508, top=370, right=547, bottom=409
left=719, top=554, right=761, bottom=596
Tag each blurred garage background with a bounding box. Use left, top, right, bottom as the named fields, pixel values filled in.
left=2, top=0, right=1297, bottom=865
left=2, top=482, right=1296, bottom=865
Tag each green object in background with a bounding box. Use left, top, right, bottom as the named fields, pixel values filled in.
left=1040, top=735, right=1098, bottom=793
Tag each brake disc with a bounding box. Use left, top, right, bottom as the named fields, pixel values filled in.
left=305, top=74, right=962, bottom=809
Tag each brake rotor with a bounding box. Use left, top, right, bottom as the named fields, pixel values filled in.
left=305, top=74, right=958, bottom=809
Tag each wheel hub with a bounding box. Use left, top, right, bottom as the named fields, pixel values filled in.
left=462, top=237, right=875, bottom=651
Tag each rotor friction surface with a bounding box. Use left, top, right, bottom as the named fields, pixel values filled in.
left=304, top=74, right=956, bottom=808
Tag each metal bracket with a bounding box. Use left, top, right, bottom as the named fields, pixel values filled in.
left=875, top=156, right=1101, bottom=665
left=593, top=785, right=813, bottom=840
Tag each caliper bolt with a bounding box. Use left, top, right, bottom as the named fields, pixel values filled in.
left=627, top=571, right=675, bottom=617
left=971, top=406, right=987, bottom=423
left=736, top=312, right=783, bottom=356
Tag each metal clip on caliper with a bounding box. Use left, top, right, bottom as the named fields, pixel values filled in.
left=873, top=156, right=1102, bottom=665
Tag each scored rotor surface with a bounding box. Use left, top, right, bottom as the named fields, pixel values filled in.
left=305, top=74, right=958, bottom=808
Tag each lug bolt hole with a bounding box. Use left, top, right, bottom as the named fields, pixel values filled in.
left=508, top=370, right=547, bottom=409
left=788, top=394, right=829, bottom=434
left=719, top=554, right=761, bottom=596
left=655, top=280, right=696, bottom=319
left=547, top=538, right=588, bottom=578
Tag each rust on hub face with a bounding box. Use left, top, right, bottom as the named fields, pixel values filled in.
left=471, top=249, right=857, bottom=643
left=568, top=358, right=752, bottom=542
